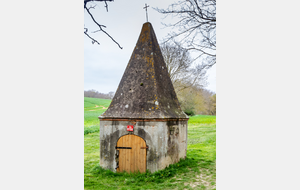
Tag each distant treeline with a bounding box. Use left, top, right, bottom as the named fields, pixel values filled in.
left=84, top=88, right=215, bottom=116
left=84, top=89, right=114, bottom=99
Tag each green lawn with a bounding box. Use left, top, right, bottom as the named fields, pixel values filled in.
left=188, top=115, right=216, bottom=125
left=84, top=97, right=112, bottom=127
left=84, top=97, right=216, bottom=190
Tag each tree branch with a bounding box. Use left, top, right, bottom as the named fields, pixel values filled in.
left=84, top=28, right=100, bottom=45
left=155, top=0, right=216, bottom=67
left=84, top=0, right=123, bottom=49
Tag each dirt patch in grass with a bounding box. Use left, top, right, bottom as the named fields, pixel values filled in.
left=94, top=105, right=108, bottom=109
left=192, top=169, right=215, bottom=189
left=190, top=182, right=201, bottom=188
left=87, top=105, right=108, bottom=111
left=177, top=167, right=215, bottom=189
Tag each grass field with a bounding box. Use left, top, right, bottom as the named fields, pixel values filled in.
left=84, top=97, right=112, bottom=134
left=84, top=97, right=216, bottom=190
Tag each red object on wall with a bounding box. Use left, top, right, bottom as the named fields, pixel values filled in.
left=127, top=125, right=134, bottom=131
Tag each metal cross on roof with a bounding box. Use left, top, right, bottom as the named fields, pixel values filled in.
left=143, top=3, right=150, bottom=22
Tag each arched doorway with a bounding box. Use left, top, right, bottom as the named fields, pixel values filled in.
left=116, top=134, right=147, bottom=173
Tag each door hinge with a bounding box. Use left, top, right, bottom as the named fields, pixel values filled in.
left=115, top=146, right=132, bottom=149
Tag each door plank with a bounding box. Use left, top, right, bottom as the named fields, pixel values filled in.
left=126, top=135, right=130, bottom=173
left=134, top=135, right=137, bottom=171
left=131, top=135, right=134, bottom=172
left=122, top=135, right=125, bottom=172
left=130, top=135, right=133, bottom=173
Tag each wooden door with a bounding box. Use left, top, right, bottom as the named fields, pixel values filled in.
left=116, top=134, right=146, bottom=173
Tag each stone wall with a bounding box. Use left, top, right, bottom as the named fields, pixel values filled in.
left=99, top=119, right=188, bottom=173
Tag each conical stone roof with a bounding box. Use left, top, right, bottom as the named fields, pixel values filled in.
left=100, top=22, right=188, bottom=119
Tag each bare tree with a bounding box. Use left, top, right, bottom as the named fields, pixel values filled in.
left=84, top=0, right=123, bottom=49
left=161, top=42, right=207, bottom=92
left=209, top=93, right=216, bottom=115
left=155, top=0, right=216, bottom=68
left=108, top=91, right=115, bottom=99
left=201, top=89, right=216, bottom=115
left=175, top=84, right=216, bottom=116
left=161, top=42, right=217, bottom=115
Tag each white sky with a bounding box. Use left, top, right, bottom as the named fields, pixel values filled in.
left=84, top=0, right=216, bottom=94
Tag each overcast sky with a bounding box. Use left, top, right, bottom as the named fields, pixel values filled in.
left=84, top=0, right=216, bottom=94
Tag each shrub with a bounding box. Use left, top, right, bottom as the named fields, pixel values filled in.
left=184, top=109, right=195, bottom=116
left=84, top=125, right=99, bottom=135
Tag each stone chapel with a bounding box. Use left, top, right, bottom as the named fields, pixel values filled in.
left=99, top=22, right=189, bottom=173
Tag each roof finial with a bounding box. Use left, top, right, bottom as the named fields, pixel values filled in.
left=143, top=3, right=150, bottom=22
